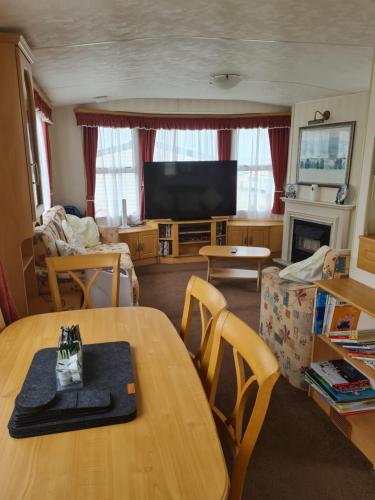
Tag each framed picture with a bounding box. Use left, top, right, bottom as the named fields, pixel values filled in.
left=296, top=122, right=355, bottom=186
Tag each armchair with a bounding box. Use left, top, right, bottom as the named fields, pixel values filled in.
left=259, top=249, right=351, bottom=390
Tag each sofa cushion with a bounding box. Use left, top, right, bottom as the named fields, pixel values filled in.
left=56, top=239, right=87, bottom=257
left=35, top=223, right=61, bottom=259
left=42, top=205, right=67, bottom=226
left=66, top=214, right=101, bottom=247
left=62, top=220, right=87, bottom=252
left=86, top=242, right=132, bottom=270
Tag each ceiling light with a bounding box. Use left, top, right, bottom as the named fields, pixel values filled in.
left=308, top=110, right=331, bottom=125
left=210, top=74, right=241, bottom=90
left=93, top=95, right=109, bottom=102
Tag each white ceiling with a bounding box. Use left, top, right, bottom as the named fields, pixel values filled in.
left=1, top=0, right=374, bottom=106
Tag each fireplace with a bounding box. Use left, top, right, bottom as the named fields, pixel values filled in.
left=281, top=198, right=355, bottom=264
left=291, top=219, right=331, bottom=263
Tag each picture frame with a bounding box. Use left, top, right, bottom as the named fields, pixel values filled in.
left=296, top=121, right=355, bottom=187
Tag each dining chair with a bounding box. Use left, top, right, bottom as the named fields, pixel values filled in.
left=46, top=253, right=121, bottom=311
left=0, top=309, right=5, bottom=332
left=205, top=310, right=280, bottom=500
left=180, top=275, right=227, bottom=382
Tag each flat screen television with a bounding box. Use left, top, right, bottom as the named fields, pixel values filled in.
left=144, top=160, right=237, bottom=220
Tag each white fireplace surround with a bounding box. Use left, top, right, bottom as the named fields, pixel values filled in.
left=281, top=197, right=356, bottom=263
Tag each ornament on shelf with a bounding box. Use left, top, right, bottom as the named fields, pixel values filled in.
left=56, top=325, right=83, bottom=390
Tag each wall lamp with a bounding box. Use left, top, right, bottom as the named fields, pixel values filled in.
left=308, top=110, right=331, bottom=125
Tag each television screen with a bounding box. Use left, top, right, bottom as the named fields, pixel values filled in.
left=144, top=161, right=237, bottom=220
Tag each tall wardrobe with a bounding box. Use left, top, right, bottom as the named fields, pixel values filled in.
left=0, top=33, right=43, bottom=316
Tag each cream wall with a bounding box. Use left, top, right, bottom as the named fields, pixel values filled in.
left=286, top=92, right=369, bottom=244
left=49, top=98, right=289, bottom=213
left=350, top=57, right=375, bottom=288
left=287, top=93, right=368, bottom=204
left=49, top=106, right=86, bottom=213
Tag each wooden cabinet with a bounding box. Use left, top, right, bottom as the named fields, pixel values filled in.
left=228, top=226, right=247, bottom=246
left=357, top=235, right=375, bottom=275
left=227, top=220, right=283, bottom=257
left=119, top=223, right=158, bottom=266
left=0, top=34, right=38, bottom=316
left=17, top=47, right=43, bottom=219
left=141, top=231, right=158, bottom=259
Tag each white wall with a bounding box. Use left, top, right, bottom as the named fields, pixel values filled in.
left=49, top=98, right=289, bottom=213
left=286, top=92, right=369, bottom=244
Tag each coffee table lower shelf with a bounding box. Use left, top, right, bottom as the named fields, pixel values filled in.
left=210, top=268, right=258, bottom=281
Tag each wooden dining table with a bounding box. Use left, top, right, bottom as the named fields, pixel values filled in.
left=0, top=307, right=228, bottom=500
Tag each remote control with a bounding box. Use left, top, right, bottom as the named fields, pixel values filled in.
left=230, top=247, right=237, bottom=254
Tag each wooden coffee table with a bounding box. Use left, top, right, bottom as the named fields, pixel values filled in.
left=199, top=245, right=271, bottom=292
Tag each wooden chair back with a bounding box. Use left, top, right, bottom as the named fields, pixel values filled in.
left=0, top=309, right=5, bottom=332
left=205, top=310, right=280, bottom=500
left=180, top=275, right=227, bottom=381
left=46, top=253, right=121, bottom=311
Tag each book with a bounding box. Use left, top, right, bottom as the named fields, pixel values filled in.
left=322, top=296, right=347, bottom=335
left=327, top=303, right=361, bottom=334
left=329, top=330, right=375, bottom=343
left=305, top=375, right=375, bottom=415
left=310, top=359, right=370, bottom=392
left=305, top=369, right=375, bottom=402
left=312, top=289, right=329, bottom=334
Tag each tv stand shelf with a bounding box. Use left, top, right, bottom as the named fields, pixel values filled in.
left=155, top=218, right=228, bottom=262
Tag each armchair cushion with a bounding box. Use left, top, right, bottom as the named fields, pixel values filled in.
left=259, top=249, right=351, bottom=391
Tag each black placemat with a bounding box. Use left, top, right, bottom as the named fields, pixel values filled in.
left=8, top=341, right=136, bottom=438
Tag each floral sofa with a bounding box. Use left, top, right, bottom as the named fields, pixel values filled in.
left=259, top=249, right=351, bottom=390
left=33, top=206, right=139, bottom=306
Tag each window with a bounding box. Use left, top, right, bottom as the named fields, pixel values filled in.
left=35, top=111, right=51, bottom=211
left=95, top=127, right=139, bottom=225
left=232, top=129, right=274, bottom=218
left=154, top=129, right=218, bottom=161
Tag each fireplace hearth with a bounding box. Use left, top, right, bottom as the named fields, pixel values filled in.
left=291, top=219, right=331, bottom=262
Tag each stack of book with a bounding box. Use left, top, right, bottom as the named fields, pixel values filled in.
left=305, top=359, right=375, bottom=414
left=313, top=291, right=375, bottom=369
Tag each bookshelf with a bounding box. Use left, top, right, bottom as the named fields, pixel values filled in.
left=311, top=277, right=375, bottom=468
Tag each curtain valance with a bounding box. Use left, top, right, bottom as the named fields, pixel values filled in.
left=75, top=109, right=290, bottom=130
left=34, top=89, right=53, bottom=124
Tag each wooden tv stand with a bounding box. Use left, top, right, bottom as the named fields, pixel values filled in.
left=119, top=218, right=283, bottom=264
left=156, top=218, right=229, bottom=263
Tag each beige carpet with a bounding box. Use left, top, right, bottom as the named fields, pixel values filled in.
left=136, top=262, right=375, bottom=500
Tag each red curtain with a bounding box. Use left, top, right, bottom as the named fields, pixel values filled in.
left=217, top=130, right=232, bottom=160
left=34, top=90, right=53, bottom=124
left=0, top=260, right=20, bottom=326
left=268, top=128, right=290, bottom=215
left=76, top=111, right=290, bottom=130
left=139, top=129, right=156, bottom=219
left=41, top=121, right=54, bottom=207
left=83, top=127, right=99, bottom=217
